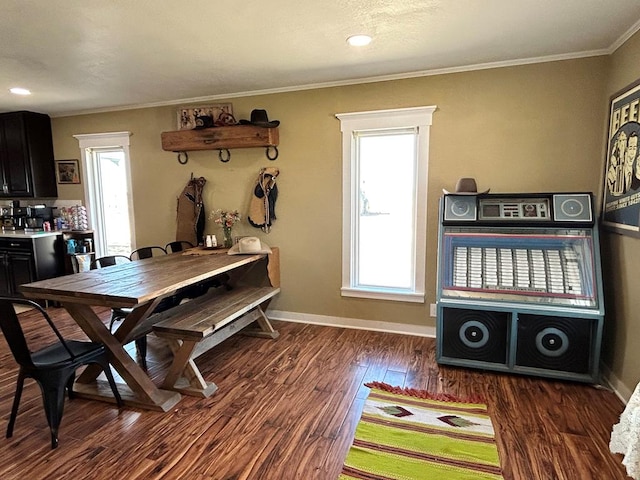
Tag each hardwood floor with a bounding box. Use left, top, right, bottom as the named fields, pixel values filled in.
left=0, top=306, right=630, bottom=479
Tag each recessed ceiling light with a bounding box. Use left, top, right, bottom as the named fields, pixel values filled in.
left=347, top=35, right=372, bottom=47
left=9, top=87, right=31, bottom=96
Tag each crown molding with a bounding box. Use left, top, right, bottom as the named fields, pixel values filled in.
left=53, top=49, right=614, bottom=119
left=609, top=18, right=640, bottom=53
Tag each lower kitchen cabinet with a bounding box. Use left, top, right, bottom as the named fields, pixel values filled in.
left=0, top=234, right=64, bottom=298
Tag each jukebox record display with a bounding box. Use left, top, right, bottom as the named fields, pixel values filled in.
left=436, top=192, right=604, bottom=383
left=440, top=228, right=597, bottom=308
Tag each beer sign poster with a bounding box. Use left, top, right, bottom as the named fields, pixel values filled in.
left=603, top=78, right=640, bottom=236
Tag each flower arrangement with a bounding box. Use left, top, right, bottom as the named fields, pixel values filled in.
left=210, top=209, right=241, bottom=247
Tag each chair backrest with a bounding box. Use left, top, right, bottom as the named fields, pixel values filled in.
left=165, top=240, right=194, bottom=253
left=0, top=297, right=73, bottom=369
left=91, top=255, right=131, bottom=270
left=130, top=246, right=167, bottom=260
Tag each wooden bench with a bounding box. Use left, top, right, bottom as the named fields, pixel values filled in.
left=151, top=250, right=280, bottom=397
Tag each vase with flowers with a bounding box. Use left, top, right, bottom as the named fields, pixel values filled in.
left=210, top=209, right=241, bottom=248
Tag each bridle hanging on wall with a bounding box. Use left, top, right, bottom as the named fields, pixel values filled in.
left=248, top=167, right=280, bottom=233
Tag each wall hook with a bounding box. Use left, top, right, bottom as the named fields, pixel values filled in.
left=177, top=151, right=189, bottom=164
left=265, top=146, right=278, bottom=161
left=218, top=149, right=231, bottom=163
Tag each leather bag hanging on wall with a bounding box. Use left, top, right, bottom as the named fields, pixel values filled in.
left=176, top=175, right=206, bottom=245
left=248, top=167, right=279, bottom=233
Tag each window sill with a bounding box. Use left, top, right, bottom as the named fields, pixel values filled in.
left=341, top=287, right=425, bottom=303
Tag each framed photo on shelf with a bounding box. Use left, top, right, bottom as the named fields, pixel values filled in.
left=55, top=159, right=81, bottom=184
left=177, top=103, right=233, bottom=130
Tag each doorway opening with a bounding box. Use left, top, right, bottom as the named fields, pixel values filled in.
left=90, top=148, right=133, bottom=256
left=74, top=132, right=135, bottom=258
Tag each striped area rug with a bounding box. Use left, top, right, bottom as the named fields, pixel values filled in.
left=339, top=382, right=503, bottom=480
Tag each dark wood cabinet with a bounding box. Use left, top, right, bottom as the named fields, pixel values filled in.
left=2, top=253, right=35, bottom=295
left=0, top=111, right=57, bottom=198
left=0, top=235, right=64, bottom=298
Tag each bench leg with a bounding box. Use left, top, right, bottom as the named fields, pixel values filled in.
left=243, top=305, right=280, bottom=339
left=157, top=304, right=280, bottom=398
left=161, top=339, right=218, bottom=398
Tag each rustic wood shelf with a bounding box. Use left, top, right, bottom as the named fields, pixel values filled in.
left=161, top=125, right=279, bottom=163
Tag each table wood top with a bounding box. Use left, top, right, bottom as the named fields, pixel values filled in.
left=19, top=251, right=266, bottom=308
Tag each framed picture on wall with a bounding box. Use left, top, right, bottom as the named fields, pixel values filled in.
left=602, top=78, right=640, bottom=236
left=56, top=159, right=81, bottom=184
left=177, top=103, right=234, bottom=130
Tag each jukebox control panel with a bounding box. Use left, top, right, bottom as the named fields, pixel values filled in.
left=436, top=192, right=604, bottom=383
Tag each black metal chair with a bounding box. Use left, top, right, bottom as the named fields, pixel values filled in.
left=90, top=254, right=131, bottom=270
left=91, top=255, right=149, bottom=369
left=90, top=255, right=134, bottom=334
left=165, top=240, right=194, bottom=253
left=129, top=246, right=167, bottom=260
left=0, top=297, right=122, bottom=449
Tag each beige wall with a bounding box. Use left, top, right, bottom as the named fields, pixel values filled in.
left=51, top=56, right=611, bottom=354
left=601, top=31, right=640, bottom=396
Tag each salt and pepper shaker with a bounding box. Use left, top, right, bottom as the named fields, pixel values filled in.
left=204, top=235, right=218, bottom=248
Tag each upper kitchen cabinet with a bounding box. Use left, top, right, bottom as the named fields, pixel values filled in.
left=0, top=111, right=57, bottom=198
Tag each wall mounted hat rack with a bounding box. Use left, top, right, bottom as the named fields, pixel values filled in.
left=161, top=125, right=279, bottom=164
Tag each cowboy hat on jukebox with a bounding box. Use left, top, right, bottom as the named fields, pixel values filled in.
left=443, top=177, right=490, bottom=195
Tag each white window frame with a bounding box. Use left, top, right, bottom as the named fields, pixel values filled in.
left=73, top=132, right=135, bottom=257
left=336, top=106, right=436, bottom=303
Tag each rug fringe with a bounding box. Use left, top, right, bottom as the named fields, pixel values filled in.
left=365, top=382, right=486, bottom=404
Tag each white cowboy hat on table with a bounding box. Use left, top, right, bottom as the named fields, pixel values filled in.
left=227, top=236, right=272, bottom=255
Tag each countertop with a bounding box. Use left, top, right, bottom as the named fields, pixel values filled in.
left=0, top=230, right=62, bottom=239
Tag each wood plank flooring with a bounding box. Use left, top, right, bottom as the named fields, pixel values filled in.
left=0, top=305, right=630, bottom=479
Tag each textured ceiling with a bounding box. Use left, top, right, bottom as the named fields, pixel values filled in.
left=1, top=0, right=640, bottom=117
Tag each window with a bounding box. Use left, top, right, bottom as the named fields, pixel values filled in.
left=336, top=106, right=436, bottom=302
left=73, top=132, right=135, bottom=257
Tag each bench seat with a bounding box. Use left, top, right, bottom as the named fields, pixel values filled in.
left=152, top=285, right=280, bottom=341
left=151, top=284, right=280, bottom=397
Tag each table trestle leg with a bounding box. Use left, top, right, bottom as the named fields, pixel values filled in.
left=64, top=303, right=181, bottom=411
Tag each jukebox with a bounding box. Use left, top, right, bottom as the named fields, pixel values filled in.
left=436, top=192, right=605, bottom=383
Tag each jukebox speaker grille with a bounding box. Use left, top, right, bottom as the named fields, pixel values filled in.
left=553, top=194, right=593, bottom=222
left=443, top=196, right=477, bottom=221
left=516, top=314, right=594, bottom=374
left=441, top=308, right=509, bottom=364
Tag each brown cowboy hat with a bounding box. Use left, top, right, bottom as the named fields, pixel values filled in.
left=442, top=177, right=490, bottom=195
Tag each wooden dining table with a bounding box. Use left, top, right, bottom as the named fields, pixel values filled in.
left=19, top=249, right=279, bottom=411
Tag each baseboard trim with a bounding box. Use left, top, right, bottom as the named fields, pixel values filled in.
left=600, top=363, right=633, bottom=404
left=266, top=309, right=436, bottom=338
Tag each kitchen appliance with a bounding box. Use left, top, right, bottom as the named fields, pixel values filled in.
left=0, top=206, right=27, bottom=230
left=25, top=205, right=54, bottom=231
left=0, top=203, right=54, bottom=232
left=0, top=205, right=13, bottom=230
